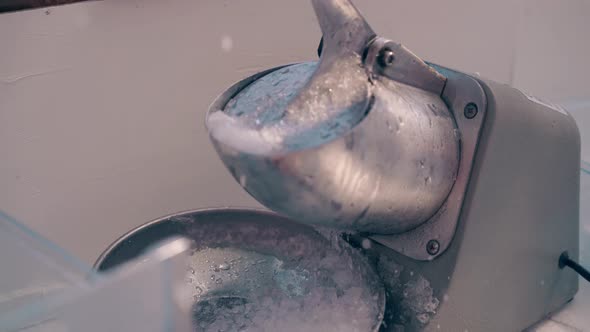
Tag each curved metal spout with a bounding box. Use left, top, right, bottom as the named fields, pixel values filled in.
left=311, top=0, right=375, bottom=57
left=208, top=0, right=377, bottom=157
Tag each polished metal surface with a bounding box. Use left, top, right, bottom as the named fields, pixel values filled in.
left=95, top=209, right=385, bottom=332
left=206, top=0, right=460, bottom=234
left=370, top=66, right=488, bottom=260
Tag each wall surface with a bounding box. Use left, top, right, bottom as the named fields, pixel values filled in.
left=0, top=0, right=589, bottom=330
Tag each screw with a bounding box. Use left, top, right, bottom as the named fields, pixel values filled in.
left=464, top=103, right=478, bottom=119
left=378, top=48, right=395, bottom=67
left=426, top=240, right=440, bottom=256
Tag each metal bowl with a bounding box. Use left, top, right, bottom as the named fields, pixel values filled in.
left=95, top=208, right=385, bottom=331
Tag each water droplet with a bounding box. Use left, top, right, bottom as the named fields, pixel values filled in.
left=419, top=160, right=425, bottom=169
left=214, top=266, right=221, bottom=272
left=195, top=286, right=203, bottom=295
left=215, top=278, right=223, bottom=284
left=221, top=35, right=234, bottom=52
left=361, top=239, right=372, bottom=249
left=188, top=268, right=195, bottom=274
left=210, top=275, right=215, bottom=280
left=219, top=263, right=230, bottom=271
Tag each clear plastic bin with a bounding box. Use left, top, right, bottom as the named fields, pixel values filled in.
left=0, top=211, right=191, bottom=332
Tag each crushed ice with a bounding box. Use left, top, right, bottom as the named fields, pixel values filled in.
left=179, top=217, right=384, bottom=331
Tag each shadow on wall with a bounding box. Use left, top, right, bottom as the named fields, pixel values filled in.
left=0, top=0, right=93, bottom=13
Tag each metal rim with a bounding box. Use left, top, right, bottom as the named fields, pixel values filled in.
left=93, top=207, right=277, bottom=270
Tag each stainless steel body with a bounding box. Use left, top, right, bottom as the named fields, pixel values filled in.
left=364, top=64, right=488, bottom=261
left=360, top=75, right=580, bottom=331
